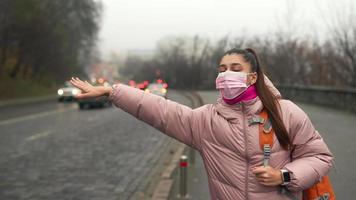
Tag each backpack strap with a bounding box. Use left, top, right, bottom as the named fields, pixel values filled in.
left=259, top=109, right=274, bottom=167
left=257, top=109, right=326, bottom=200
left=259, top=110, right=301, bottom=200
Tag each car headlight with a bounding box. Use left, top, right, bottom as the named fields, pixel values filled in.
left=145, top=89, right=150, bottom=93
left=58, top=89, right=64, bottom=95
left=161, top=88, right=167, bottom=93
left=72, top=89, right=79, bottom=95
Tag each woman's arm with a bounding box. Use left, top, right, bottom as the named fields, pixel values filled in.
left=282, top=100, right=334, bottom=192
left=108, top=84, right=203, bottom=151
left=70, top=77, right=204, bottom=151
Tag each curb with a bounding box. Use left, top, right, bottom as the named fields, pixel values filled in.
left=178, top=91, right=203, bottom=108
left=152, top=91, right=204, bottom=200
left=151, top=143, right=186, bottom=200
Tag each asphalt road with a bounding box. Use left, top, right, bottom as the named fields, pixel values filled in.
left=0, top=90, right=192, bottom=200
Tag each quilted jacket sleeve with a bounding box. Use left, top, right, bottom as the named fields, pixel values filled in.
left=282, top=100, right=334, bottom=192
left=108, top=84, right=205, bottom=151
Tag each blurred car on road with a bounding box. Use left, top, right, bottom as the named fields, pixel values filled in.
left=57, top=81, right=81, bottom=102
left=136, top=80, right=149, bottom=90
left=145, top=83, right=168, bottom=98
left=77, top=78, right=112, bottom=109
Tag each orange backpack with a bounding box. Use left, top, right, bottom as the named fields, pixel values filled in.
left=255, top=109, right=336, bottom=200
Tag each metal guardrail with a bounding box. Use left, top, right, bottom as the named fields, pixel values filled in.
left=276, top=84, right=356, bottom=113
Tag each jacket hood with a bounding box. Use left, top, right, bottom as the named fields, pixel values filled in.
left=215, top=74, right=282, bottom=123
left=263, top=75, right=282, bottom=99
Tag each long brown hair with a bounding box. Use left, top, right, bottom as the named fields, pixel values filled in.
left=222, top=48, right=291, bottom=150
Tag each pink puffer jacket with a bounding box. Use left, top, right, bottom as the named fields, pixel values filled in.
left=108, top=76, right=334, bottom=200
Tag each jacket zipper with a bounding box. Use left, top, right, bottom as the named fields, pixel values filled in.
left=242, top=103, right=249, bottom=200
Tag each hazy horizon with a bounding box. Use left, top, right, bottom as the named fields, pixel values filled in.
left=98, top=0, right=354, bottom=58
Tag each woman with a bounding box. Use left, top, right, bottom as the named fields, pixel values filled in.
left=70, top=48, right=334, bottom=200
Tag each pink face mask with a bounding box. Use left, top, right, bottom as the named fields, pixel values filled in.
left=215, top=71, right=250, bottom=99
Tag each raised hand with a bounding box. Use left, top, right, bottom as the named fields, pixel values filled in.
left=69, top=77, right=112, bottom=99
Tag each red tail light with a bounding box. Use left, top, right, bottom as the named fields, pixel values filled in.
left=138, top=83, right=145, bottom=89
left=129, top=80, right=136, bottom=86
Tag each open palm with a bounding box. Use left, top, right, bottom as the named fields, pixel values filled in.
left=70, top=77, right=110, bottom=99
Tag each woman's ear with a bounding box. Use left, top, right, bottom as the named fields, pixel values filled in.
left=248, top=72, right=258, bottom=85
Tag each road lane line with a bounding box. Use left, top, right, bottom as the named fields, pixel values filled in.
left=0, top=106, right=76, bottom=126
left=26, top=130, right=53, bottom=141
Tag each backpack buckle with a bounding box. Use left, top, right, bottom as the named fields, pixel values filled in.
left=248, top=117, right=265, bottom=126
left=263, top=118, right=272, bottom=133
left=263, top=144, right=271, bottom=167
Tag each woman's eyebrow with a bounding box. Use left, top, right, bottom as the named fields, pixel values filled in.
left=219, top=62, right=241, bottom=66
left=219, top=62, right=243, bottom=69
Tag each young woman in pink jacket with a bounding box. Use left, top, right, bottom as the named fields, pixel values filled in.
left=70, top=48, right=334, bottom=200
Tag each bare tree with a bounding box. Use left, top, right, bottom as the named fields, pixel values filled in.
left=317, top=0, right=356, bottom=87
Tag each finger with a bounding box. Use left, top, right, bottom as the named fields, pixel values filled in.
left=256, top=177, right=266, bottom=182
left=256, top=177, right=273, bottom=185
left=258, top=181, right=271, bottom=186
left=70, top=81, right=89, bottom=92
left=256, top=175, right=279, bottom=186
left=73, top=77, right=87, bottom=87
left=70, top=79, right=80, bottom=87
left=71, top=77, right=82, bottom=84
left=256, top=176, right=270, bottom=183
left=70, top=79, right=85, bottom=90
left=71, top=77, right=84, bottom=85
left=255, top=175, right=271, bottom=183
left=76, top=77, right=89, bottom=85
left=84, top=80, right=93, bottom=87
left=77, top=78, right=93, bottom=89
left=259, top=173, right=270, bottom=179
left=252, top=167, right=267, bottom=175
left=75, top=77, right=83, bottom=82
left=259, top=180, right=279, bottom=186
left=71, top=78, right=87, bottom=89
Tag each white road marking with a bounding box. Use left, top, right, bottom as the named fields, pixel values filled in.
left=0, top=106, right=76, bottom=126
left=26, top=130, right=53, bottom=141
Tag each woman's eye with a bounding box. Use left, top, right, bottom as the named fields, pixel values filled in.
left=218, top=67, right=226, bottom=72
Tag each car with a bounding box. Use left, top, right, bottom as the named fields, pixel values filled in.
left=136, top=80, right=149, bottom=90
left=57, top=81, right=81, bottom=102
left=145, top=83, right=168, bottom=98
left=77, top=80, right=112, bottom=109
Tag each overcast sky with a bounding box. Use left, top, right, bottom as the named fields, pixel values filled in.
left=98, top=0, right=353, bottom=57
